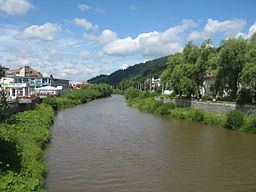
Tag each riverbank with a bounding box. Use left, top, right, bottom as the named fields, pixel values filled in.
left=0, top=84, right=112, bottom=192
left=124, top=88, right=256, bottom=134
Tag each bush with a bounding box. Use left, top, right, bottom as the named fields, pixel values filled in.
left=0, top=104, right=54, bottom=191
left=225, top=110, right=244, bottom=130
left=243, top=116, right=256, bottom=133
left=202, top=95, right=212, bottom=101
left=192, top=109, right=205, bottom=122
left=43, top=84, right=112, bottom=111
left=203, top=113, right=224, bottom=126
left=155, top=103, right=176, bottom=116
left=124, top=88, right=143, bottom=100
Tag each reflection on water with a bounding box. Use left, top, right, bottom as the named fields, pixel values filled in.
left=45, top=95, right=256, bottom=192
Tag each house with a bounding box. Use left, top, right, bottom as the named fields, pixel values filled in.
left=0, top=77, right=31, bottom=102
left=200, top=73, right=214, bottom=97
left=35, top=86, right=63, bottom=97
left=50, top=78, right=69, bottom=90
left=5, top=66, right=43, bottom=78
left=1, top=65, right=69, bottom=102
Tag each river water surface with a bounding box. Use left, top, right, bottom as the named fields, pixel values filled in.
left=45, top=95, right=256, bottom=192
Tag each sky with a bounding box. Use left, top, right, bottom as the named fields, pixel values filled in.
left=0, top=0, right=255, bottom=81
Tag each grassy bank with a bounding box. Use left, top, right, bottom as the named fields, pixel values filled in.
left=0, top=84, right=112, bottom=192
left=124, top=88, right=256, bottom=134
left=43, top=84, right=112, bottom=110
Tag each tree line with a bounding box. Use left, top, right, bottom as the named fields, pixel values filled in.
left=161, top=33, right=256, bottom=103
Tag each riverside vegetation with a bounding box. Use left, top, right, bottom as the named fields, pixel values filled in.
left=0, top=84, right=112, bottom=192
left=124, top=88, right=256, bottom=134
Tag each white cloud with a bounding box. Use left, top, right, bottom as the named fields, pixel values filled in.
left=78, top=3, right=91, bottom=12
left=120, top=64, right=129, bottom=70
left=188, top=18, right=246, bottom=41
left=74, top=18, right=98, bottom=31
left=236, top=22, right=256, bottom=39
left=84, top=29, right=117, bottom=44
left=0, top=0, right=34, bottom=15
left=103, top=20, right=195, bottom=57
left=16, top=23, right=61, bottom=41
left=248, top=22, right=256, bottom=37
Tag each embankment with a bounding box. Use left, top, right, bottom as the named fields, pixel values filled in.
left=124, top=88, right=256, bottom=134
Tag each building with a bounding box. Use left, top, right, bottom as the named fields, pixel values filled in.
left=200, top=74, right=214, bottom=97
left=1, top=66, right=69, bottom=102
left=5, top=66, right=43, bottom=78
left=0, top=77, right=31, bottom=102
left=35, top=86, right=63, bottom=97
left=50, top=78, right=69, bottom=90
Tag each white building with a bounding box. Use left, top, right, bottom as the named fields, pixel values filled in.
left=35, top=86, right=63, bottom=98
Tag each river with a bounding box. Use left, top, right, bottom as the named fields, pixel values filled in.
left=45, top=95, right=256, bottom=192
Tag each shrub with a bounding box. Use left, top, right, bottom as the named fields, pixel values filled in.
left=243, top=116, right=256, bottom=133
left=203, top=113, right=224, bottom=126
left=155, top=103, right=176, bottom=116
left=192, top=109, right=205, bottom=122
left=0, top=104, right=54, bottom=191
left=43, top=84, right=112, bottom=111
left=202, top=95, right=212, bottom=101
left=225, top=110, right=244, bottom=130
left=124, top=88, right=143, bottom=100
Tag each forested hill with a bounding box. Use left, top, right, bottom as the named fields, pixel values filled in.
left=88, top=56, right=168, bottom=85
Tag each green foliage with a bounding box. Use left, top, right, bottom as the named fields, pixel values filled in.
left=243, top=116, right=256, bottom=133
left=225, top=110, right=245, bottom=130
left=88, top=56, right=167, bottom=89
left=241, top=63, right=256, bottom=100
left=0, top=90, right=9, bottom=120
left=112, top=89, right=124, bottom=95
left=43, top=84, right=112, bottom=110
left=192, top=109, right=205, bottom=122
left=125, top=89, right=225, bottom=127
left=202, top=95, right=212, bottom=101
left=236, top=88, right=252, bottom=104
left=125, top=89, right=256, bottom=133
left=0, top=104, right=54, bottom=192
left=214, top=37, right=248, bottom=98
left=124, top=88, right=144, bottom=100
left=155, top=103, right=176, bottom=115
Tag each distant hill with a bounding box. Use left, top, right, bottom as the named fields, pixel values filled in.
left=88, top=56, right=168, bottom=85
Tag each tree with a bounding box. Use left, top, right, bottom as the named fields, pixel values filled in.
left=0, top=90, right=9, bottom=120
left=241, top=33, right=256, bottom=102
left=0, top=66, right=5, bottom=78
left=161, top=53, right=183, bottom=90
left=170, top=63, right=197, bottom=98
left=194, top=39, right=217, bottom=97
left=214, top=37, right=248, bottom=99
left=183, top=41, right=200, bottom=64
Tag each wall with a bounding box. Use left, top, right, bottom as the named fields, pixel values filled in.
left=1, top=98, right=40, bottom=120
left=156, top=97, right=256, bottom=115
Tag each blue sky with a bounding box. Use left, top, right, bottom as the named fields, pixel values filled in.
left=0, top=0, right=255, bottom=81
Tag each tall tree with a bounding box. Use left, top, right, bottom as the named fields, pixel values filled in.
left=214, top=37, right=248, bottom=99
left=241, top=33, right=256, bottom=101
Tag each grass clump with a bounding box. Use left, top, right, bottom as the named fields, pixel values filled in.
left=225, top=110, right=245, bottom=130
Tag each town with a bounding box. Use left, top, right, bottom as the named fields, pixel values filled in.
left=0, top=66, right=89, bottom=104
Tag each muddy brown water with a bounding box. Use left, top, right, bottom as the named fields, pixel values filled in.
left=45, top=95, right=256, bottom=192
